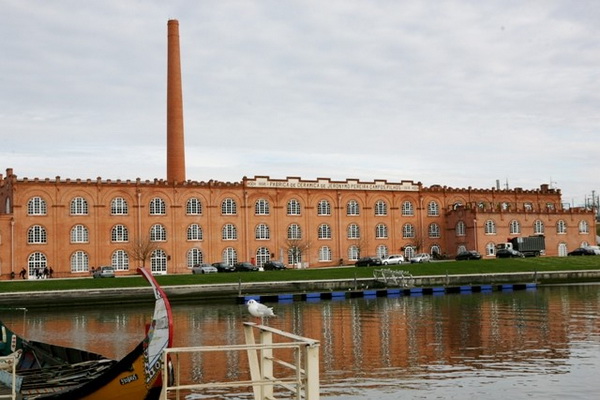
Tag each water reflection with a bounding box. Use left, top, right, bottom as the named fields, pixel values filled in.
left=1, top=285, right=599, bottom=399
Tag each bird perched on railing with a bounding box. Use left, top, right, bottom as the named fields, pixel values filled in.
left=246, top=299, right=275, bottom=324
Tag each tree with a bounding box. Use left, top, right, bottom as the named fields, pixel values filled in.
left=285, top=238, right=311, bottom=266
left=129, top=235, right=159, bottom=268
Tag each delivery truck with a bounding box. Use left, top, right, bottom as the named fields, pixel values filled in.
left=496, top=236, right=545, bottom=257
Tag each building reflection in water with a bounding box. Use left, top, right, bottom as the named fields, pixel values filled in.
left=2, top=285, right=599, bottom=396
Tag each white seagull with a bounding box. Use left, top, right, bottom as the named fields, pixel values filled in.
left=246, top=299, right=276, bottom=324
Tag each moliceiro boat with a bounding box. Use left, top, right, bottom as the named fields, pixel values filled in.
left=0, top=268, right=173, bottom=399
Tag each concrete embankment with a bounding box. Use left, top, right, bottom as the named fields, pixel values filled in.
left=1, top=270, right=599, bottom=309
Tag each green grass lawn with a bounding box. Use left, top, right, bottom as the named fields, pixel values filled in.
left=1, top=256, right=599, bottom=293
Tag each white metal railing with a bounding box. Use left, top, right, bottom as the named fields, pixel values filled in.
left=373, top=268, right=415, bottom=287
left=160, top=322, right=320, bottom=400
left=0, top=352, right=19, bottom=400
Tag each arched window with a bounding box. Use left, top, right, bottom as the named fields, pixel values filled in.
left=348, top=245, right=360, bottom=261
left=112, top=250, right=129, bottom=271
left=456, top=221, right=466, bottom=236
left=111, top=224, right=129, bottom=242
left=27, top=196, right=47, bottom=215
left=318, top=246, right=332, bottom=261
left=427, top=201, right=439, bottom=216
left=431, top=245, right=441, bottom=257
left=187, top=248, right=203, bottom=268
left=223, top=247, right=237, bottom=266
left=288, top=224, right=302, bottom=240
left=28, top=252, right=48, bottom=277
left=222, top=224, right=237, bottom=240
left=558, top=243, right=568, bottom=257
left=579, top=220, right=589, bottom=234
left=70, top=251, right=89, bottom=273
left=485, top=243, right=495, bottom=256
left=347, top=200, right=360, bottom=216
left=485, top=220, right=496, bottom=234
left=70, top=197, right=88, bottom=215
left=149, top=197, right=166, bottom=215
left=70, top=224, right=89, bottom=243
left=317, top=200, right=331, bottom=216
left=187, top=224, right=203, bottom=241
left=111, top=197, right=128, bottom=215
left=347, top=223, right=360, bottom=239
left=509, top=220, right=521, bottom=235
left=428, top=223, right=440, bottom=238
left=186, top=198, right=202, bottom=215
left=151, top=249, right=167, bottom=274
left=374, top=200, right=387, bottom=216
left=376, top=245, right=388, bottom=259
left=287, top=199, right=301, bottom=215
left=255, top=199, right=270, bottom=215
left=534, top=220, right=545, bottom=235
left=404, top=246, right=416, bottom=260
left=402, top=223, right=415, bottom=239
left=402, top=201, right=414, bottom=216
left=221, top=198, right=237, bottom=215
left=557, top=220, right=567, bottom=234
left=375, top=224, right=388, bottom=239
left=27, top=225, right=47, bottom=244
left=256, top=247, right=270, bottom=266
left=318, top=224, right=332, bottom=239
left=288, top=246, right=302, bottom=265
left=150, top=224, right=167, bottom=241
left=457, top=245, right=467, bottom=254
left=255, top=224, right=270, bottom=240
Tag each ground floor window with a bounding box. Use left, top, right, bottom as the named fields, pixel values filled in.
left=151, top=249, right=167, bottom=274
left=71, top=251, right=89, bottom=273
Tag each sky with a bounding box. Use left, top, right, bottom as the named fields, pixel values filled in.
left=2, top=1, right=599, bottom=206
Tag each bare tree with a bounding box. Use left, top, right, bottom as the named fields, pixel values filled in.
left=129, top=235, right=159, bottom=268
left=285, top=238, right=312, bottom=267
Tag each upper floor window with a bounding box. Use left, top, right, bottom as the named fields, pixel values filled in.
left=318, top=224, right=332, bottom=239
left=150, top=224, right=167, bottom=241
left=27, top=196, right=47, bottom=216
left=509, top=220, right=521, bottom=235
left=255, top=223, right=270, bottom=240
left=287, top=199, right=301, bottom=215
left=288, top=224, right=302, bottom=240
left=111, top=224, right=129, bottom=242
left=347, top=223, right=360, bottom=239
left=556, top=220, right=567, bottom=234
left=579, top=220, right=589, bottom=234
left=27, top=225, right=47, bottom=244
left=402, top=201, right=414, bottom=216
left=485, top=220, right=496, bottom=235
left=524, top=202, right=533, bottom=211
left=534, top=220, right=545, bottom=235
left=375, top=224, right=388, bottom=239
left=70, top=224, right=89, bottom=243
left=150, top=197, right=166, bottom=215
left=317, top=200, right=331, bottom=216
left=427, top=201, right=439, bottom=216
left=111, top=197, right=128, bottom=215
left=221, top=198, right=237, bottom=215
left=402, top=223, right=415, bottom=239
left=187, top=224, right=203, bottom=241
left=255, top=199, right=270, bottom=215
left=70, top=197, right=88, bottom=215
left=374, top=200, right=387, bottom=216
left=222, top=224, right=237, bottom=240
left=428, top=223, right=440, bottom=238
left=347, top=200, right=360, bottom=216
left=186, top=198, right=202, bottom=215
left=456, top=221, right=466, bottom=236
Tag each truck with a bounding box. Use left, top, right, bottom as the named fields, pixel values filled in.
left=496, top=236, right=545, bottom=257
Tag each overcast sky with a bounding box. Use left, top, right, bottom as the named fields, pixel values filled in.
left=2, top=1, right=599, bottom=206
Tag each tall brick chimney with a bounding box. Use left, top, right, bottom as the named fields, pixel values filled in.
left=166, top=19, right=186, bottom=183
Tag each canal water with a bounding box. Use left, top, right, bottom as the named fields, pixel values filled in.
left=2, top=284, right=599, bottom=399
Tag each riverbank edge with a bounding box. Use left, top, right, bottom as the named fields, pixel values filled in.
left=1, top=269, right=599, bottom=309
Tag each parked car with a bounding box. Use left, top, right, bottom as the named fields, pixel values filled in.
left=234, top=262, right=260, bottom=272
left=263, top=261, right=287, bottom=270
left=192, top=263, right=218, bottom=274
left=455, top=251, right=482, bottom=261
left=93, top=266, right=115, bottom=278
left=568, top=248, right=596, bottom=256
left=212, top=262, right=236, bottom=272
left=584, top=246, right=600, bottom=255
left=355, top=257, right=382, bottom=267
left=381, top=255, right=404, bottom=265
left=410, top=253, right=431, bottom=263
left=496, top=249, right=525, bottom=258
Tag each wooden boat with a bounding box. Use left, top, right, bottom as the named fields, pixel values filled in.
left=0, top=268, right=173, bottom=399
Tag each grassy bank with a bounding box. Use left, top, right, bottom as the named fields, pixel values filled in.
left=1, top=256, right=599, bottom=293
